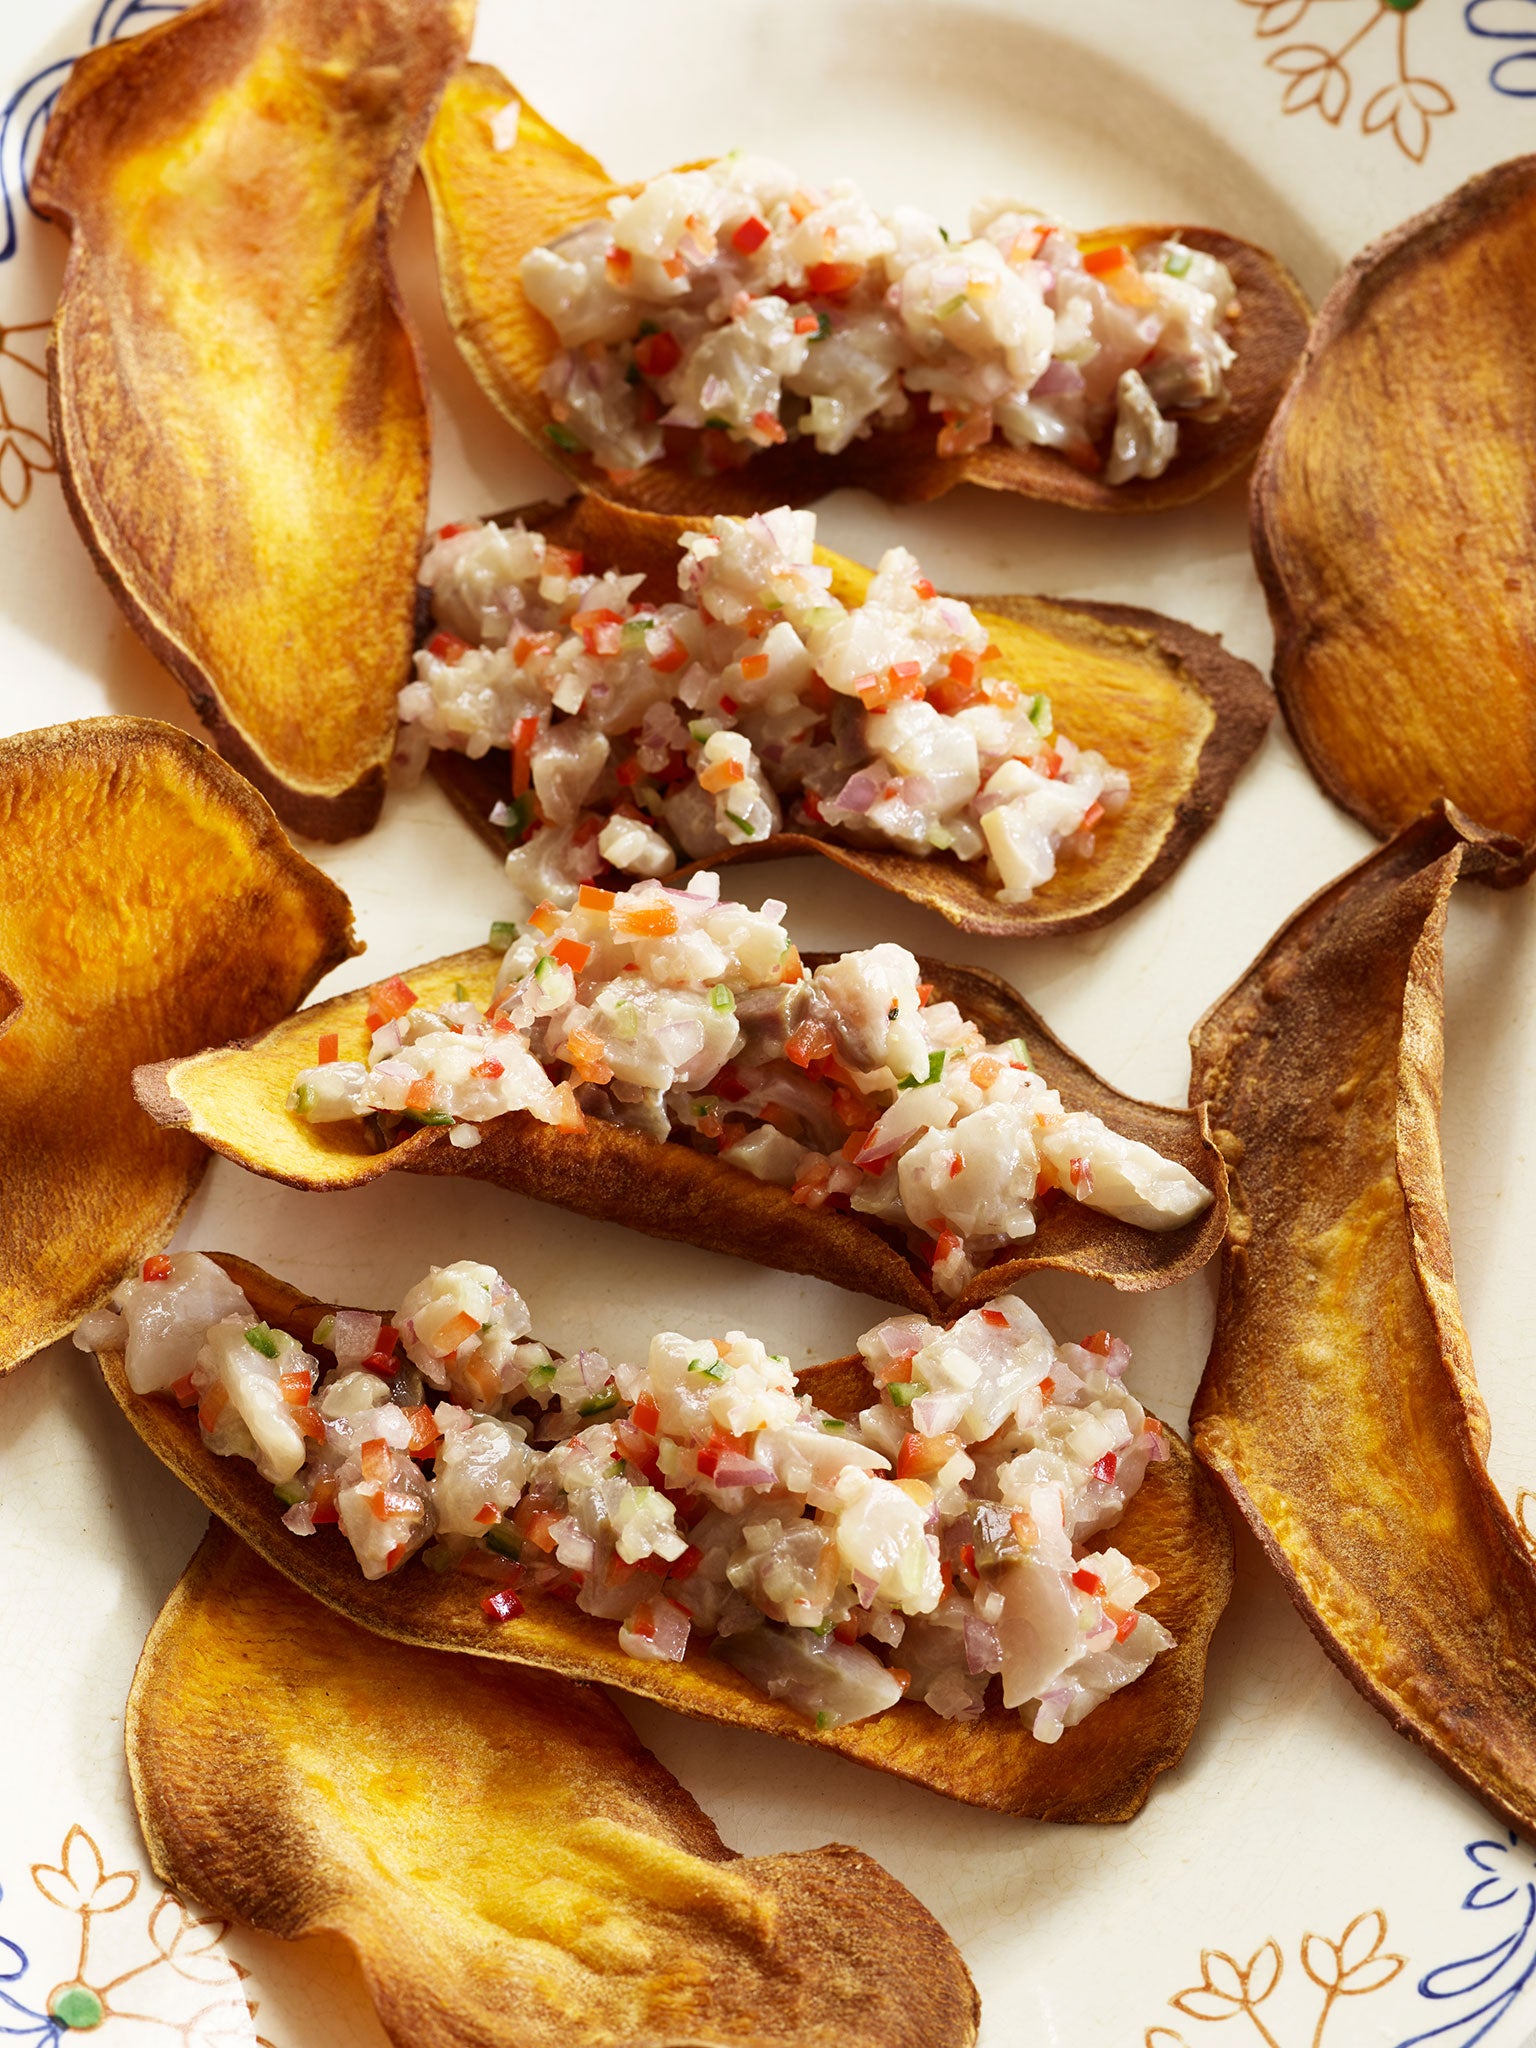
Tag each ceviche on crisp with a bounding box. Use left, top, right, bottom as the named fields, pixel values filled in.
left=84, top=1251, right=1172, bottom=1743
left=282, top=873, right=1210, bottom=1300
left=403, top=507, right=1127, bottom=913
left=520, top=155, right=1238, bottom=485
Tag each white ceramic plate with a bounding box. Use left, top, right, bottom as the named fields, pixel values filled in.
left=4, top=3, right=1536, bottom=2043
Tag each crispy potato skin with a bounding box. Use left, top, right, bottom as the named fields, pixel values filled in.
left=0, top=718, right=355, bottom=1376
left=1251, top=157, right=1536, bottom=873
left=134, top=948, right=1226, bottom=1311
left=1191, top=809, right=1536, bottom=1835
left=109, top=1259, right=1232, bottom=1822
left=422, top=63, right=1310, bottom=518
left=425, top=496, right=1273, bottom=939
left=33, top=0, right=474, bottom=841
left=130, top=1524, right=980, bottom=2048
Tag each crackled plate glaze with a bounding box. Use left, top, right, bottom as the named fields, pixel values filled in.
left=3, top=4, right=1536, bottom=2045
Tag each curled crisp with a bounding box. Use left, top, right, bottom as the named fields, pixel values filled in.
left=130, top=1523, right=981, bottom=2047
left=422, top=63, right=1310, bottom=517
left=1252, top=157, right=1536, bottom=876
left=421, top=495, right=1272, bottom=940
left=0, top=718, right=355, bottom=1376
left=134, top=946, right=1225, bottom=1316
left=1191, top=808, right=1536, bottom=1836
left=110, top=1259, right=1233, bottom=1820
left=33, top=0, right=474, bottom=840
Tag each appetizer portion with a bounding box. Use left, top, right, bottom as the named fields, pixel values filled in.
left=34, top=0, right=473, bottom=839
left=137, top=912, right=1226, bottom=1317
left=94, top=1252, right=1171, bottom=1743
left=0, top=718, right=354, bottom=1377
left=422, top=63, right=1311, bottom=514
left=102, top=1256, right=1234, bottom=1818
left=1192, top=810, right=1536, bottom=1838
left=407, top=507, right=1127, bottom=913
left=282, top=878, right=1211, bottom=1302
left=520, top=157, right=1238, bottom=486
left=1252, top=156, right=1536, bottom=877
left=132, top=1526, right=982, bottom=2048
left=415, top=497, right=1272, bottom=938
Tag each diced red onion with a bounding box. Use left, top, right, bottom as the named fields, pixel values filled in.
left=549, top=1516, right=597, bottom=1572
left=710, top=1452, right=775, bottom=1489
left=281, top=1502, right=317, bottom=1537
left=831, top=769, right=883, bottom=815
left=899, top=774, right=935, bottom=809
left=1033, top=358, right=1085, bottom=398
left=964, top=1614, right=1002, bottom=1676
left=853, top=1569, right=879, bottom=1609
left=648, top=1597, right=691, bottom=1661
left=575, top=1348, right=610, bottom=1391
left=1146, top=1429, right=1170, bottom=1464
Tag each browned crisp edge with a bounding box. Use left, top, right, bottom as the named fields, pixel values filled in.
left=426, top=508, right=1274, bottom=937
left=1250, top=157, right=1536, bottom=886
left=135, top=948, right=1227, bottom=1313
left=1188, top=806, right=1536, bottom=1835
left=104, top=1255, right=1233, bottom=1822
left=451, top=91, right=1310, bottom=519
left=126, top=1522, right=984, bottom=2048
left=31, top=6, right=467, bottom=845
left=1, top=716, right=359, bottom=1374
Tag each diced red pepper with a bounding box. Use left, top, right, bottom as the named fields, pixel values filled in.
left=627, top=1601, right=657, bottom=1641
left=405, top=1076, right=436, bottom=1114
left=786, top=1019, right=836, bottom=1069
left=427, top=630, right=470, bottom=664
left=510, top=716, right=538, bottom=798
left=295, top=1406, right=326, bottom=1444
left=1072, top=1567, right=1105, bottom=1595
left=317, top=1032, right=339, bottom=1065
left=807, top=260, right=861, bottom=295
left=611, top=898, right=679, bottom=940
left=793, top=312, right=820, bottom=334
left=369, top=976, right=418, bottom=1025
left=1083, top=243, right=1132, bottom=277
left=897, top=1432, right=960, bottom=1479
left=578, top=884, right=616, bottom=913
left=278, top=1370, right=311, bottom=1406
left=948, top=1154, right=964, bottom=1179
left=649, top=631, right=689, bottom=674
left=481, top=1587, right=525, bottom=1623
left=912, top=577, right=936, bottom=599
left=732, top=214, right=771, bottom=254
left=197, top=1382, right=229, bottom=1434
left=631, top=1392, right=661, bottom=1437
left=666, top=1545, right=703, bottom=1583
left=1082, top=1330, right=1114, bottom=1355
left=141, top=1254, right=173, bottom=1283
left=436, top=522, right=471, bottom=540
left=633, top=329, right=682, bottom=378
left=472, top=1058, right=504, bottom=1081
left=544, top=545, right=584, bottom=579
left=1092, top=1452, right=1119, bottom=1483
left=528, top=901, right=562, bottom=936
left=360, top=1438, right=392, bottom=1484
left=404, top=1404, right=441, bottom=1457
left=1113, top=1606, right=1139, bottom=1644
left=550, top=936, right=592, bottom=974
left=752, top=409, right=786, bottom=444
left=170, top=1372, right=199, bottom=1408
left=1039, top=1376, right=1055, bottom=1403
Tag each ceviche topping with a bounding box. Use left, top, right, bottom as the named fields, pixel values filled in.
left=89, top=1251, right=1174, bottom=1741
left=285, top=876, right=1211, bottom=1297
left=400, top=508, right=1129, bottom=910
left=519, top=155, right=1238, bottom=481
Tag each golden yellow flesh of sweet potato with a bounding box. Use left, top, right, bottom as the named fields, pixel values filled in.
left=109, top=1259, right=1233, bottom=1821
left=1191, top=809, right=1536, bottom=1836
left=0, top=718, right=355, bottom=1377
left=1252, top=157, right=1536, bottom=871
left=422, top=63, right=1310, bottom=517
left=134, top=950, right=1226, bottom=1315
left=129, top=1523, right=981, bottom=2048
left=33, top=0, right=474, bottom=840
left=426, top=495, right=1272, bottom=940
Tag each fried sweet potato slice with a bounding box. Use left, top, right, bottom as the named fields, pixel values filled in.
left=135, top=948, right=1225, bottom=1315
left=0, top=718, right=355, bottom=1377
left=1251, top=158, right=1536, bottom=875
left=426, top=497, right=1272, bottom=939
left=1190, top=808, right=1536, bottom=1836
left=110, top=1259, right=1232, bottom=1821
left=421, top=63, right=1310, bottom=518
left=130, top=1524, right=980, bottom=2047
left=32, top=0, right=474, bottom=841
